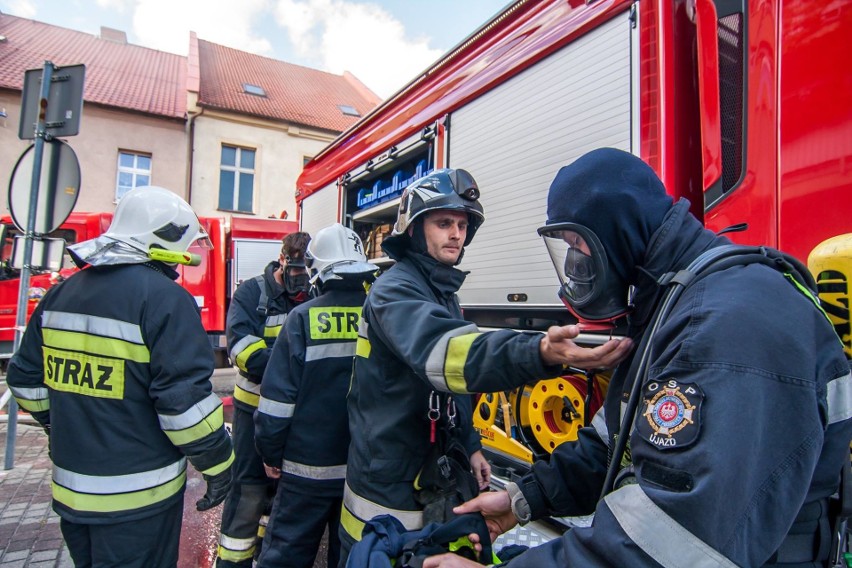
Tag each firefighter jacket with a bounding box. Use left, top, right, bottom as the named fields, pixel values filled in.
left=504, top=200, right=852, bottom=567
left=228, top=260, right=299, bottom=412
left=343, top=250, right=563, bottom=540
left=6, top=262, right=234, bottom=524
left=254, top=279, right=368, bottom=497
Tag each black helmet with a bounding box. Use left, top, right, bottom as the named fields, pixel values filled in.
left=391, top=168, right=485, bottom=246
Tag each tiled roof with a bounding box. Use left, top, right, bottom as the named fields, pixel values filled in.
left=196, top=38, right=380, bottom=133
left=0, top=13, right=186, bottom=119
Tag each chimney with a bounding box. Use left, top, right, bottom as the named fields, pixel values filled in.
left=100, top=26, right=127, bottom=44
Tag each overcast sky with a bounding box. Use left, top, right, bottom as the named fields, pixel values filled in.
left=0, top=0, right=510, bottom=98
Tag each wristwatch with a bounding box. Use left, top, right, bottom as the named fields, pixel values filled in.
left=506, top=481, right=532, bottom=525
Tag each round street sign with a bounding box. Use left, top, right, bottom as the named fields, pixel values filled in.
left=8, top=139, right=81, bottom=234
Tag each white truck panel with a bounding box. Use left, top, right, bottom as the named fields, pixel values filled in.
left=300, top=181, right=340, bottom=238
left=231, top=239, right=284, bottom=289
left=451, top=13, right=633, bottom=307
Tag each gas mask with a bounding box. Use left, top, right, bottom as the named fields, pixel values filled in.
left=538, top=222, right=631, bottom=330
left=283, top=256, right=310, bottom=302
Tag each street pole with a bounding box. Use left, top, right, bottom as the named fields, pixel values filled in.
left=5, top=61, right=54, bottom=470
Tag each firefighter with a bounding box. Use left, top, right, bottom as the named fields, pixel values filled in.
left=6, top=186, right=234, bottom=568
left=425, top=148, right=852, bottom=568
left=254, top=223, right=377, bottom=568
left=340, top=168, right=634, bottom=565
left=216, top=229, right=311, bottom=567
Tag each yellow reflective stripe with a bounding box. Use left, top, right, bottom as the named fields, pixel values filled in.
left=14, top=397, right=50, bottom=413
left=202, top=450, right=234, bottom=477
left=356, top=336, right=371, bottom=358
left=234, top=384, right=260, bottom=408
left=163, top=405, right=225, bottom=446
left=263, top=325, right=282, bottom=338
left=42, top=329, right=150, bottom=363
left=425, top=325, right=479, bottom=393
left=341, top=504, right=365, bottom=541
left=217, top=543, right=256, bottom=562
left=10, top=387, right=50, bottom=412
left=52, top=470, right=186, bottom=513
left=234, top=339, right=266, bottom=372
left=343, top=482, right=423, bottom=529
left=445, top=333, right=481, bottom=394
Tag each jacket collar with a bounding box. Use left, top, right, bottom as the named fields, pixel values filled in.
left=627, top=198, right=732, bottom=331
left=402, top=250, right=467, bottom=299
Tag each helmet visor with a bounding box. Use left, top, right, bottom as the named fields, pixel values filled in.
left=538, top=223, right=603, bottom=306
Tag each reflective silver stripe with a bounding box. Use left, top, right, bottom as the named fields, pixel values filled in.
left=344, top=482, right=423, bottom=530
left=266, top=314, right=287, bottom=327
left=158, top=393, right=222, bottom=430
left=257, top=397, right=294, bottom=418
left=42, top=310, right=143, bottom=344
left=591, top=408, right=609, bottom=446
left=230, top=335, right=263, bottom=360
left=9, top=386, right=49, bottom=401
left=425, top=324, right=479, bottom=391
left=827, top=372, right=852, bottom=425
left=605, top=484, right=737, bottom=568
left=219, top=534, right=256, bottom=551
left=236, top=376, right=261, bottom=395
left=358, top=320, right=369, bottom=339
left=53, top=458, right=186, bottom=494
left=281, top=460, right=346, bottom=480
left=305, top=341, right=356, bottom=362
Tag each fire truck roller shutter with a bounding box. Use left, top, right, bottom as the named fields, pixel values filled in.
left=449, top=11, right=634, bottom=308
left=301, top=181, right=340, bottom=238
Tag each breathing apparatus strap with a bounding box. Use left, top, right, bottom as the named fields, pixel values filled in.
left=254, top=275, right=270, bottom=316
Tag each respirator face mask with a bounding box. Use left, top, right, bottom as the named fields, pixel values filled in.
left=284, top=256, right=310, bottom=300
left=538, top=222, right=631, bottom=329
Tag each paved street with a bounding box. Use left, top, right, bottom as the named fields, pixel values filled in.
left=0, top=367, right=331, bottom=568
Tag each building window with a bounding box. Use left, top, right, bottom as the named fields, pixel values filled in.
left=243, top=83, right=266, bottom=97
left=116, top=151, right=151, bottom=200
left=338, top=104, right=360, bottom=117
left=219, top=145, right=255, bottom=213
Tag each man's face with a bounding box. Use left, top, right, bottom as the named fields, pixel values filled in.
left=421, top=210, right=468, bottom=265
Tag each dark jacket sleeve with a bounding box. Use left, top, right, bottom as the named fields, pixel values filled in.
left=147, top=285, right=233, bottom=476
left=227, top=278, right=271, bottom=378
left=6, top=296, right=52, bottom=428
left=368, top=272, right=562, bottom=396
left=254, top=311, right=305, bottom=467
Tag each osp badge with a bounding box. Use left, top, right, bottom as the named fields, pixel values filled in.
left=636, top=379, right=704, bottom=450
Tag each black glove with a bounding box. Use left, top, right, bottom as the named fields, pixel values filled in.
left=196, top=468, right=232, bottom=512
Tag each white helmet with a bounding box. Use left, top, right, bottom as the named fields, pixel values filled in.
left=305, top=223, right=376, bottom=284
left=104, top=186, right=210, bottom=254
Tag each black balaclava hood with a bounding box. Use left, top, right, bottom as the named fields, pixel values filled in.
left=545, top=148, right=673, bottom=320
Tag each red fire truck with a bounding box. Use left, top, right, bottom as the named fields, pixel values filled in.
left=294, top=0, right=852, bottom=467
left=0, top=213, right=297, bottom=367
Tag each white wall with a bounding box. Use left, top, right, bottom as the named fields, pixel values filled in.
left=0, top=90, right=187, bottom=216
left=189, top=111, right=335, bottom=221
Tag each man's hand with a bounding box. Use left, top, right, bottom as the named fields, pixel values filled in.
left=539, top=324, right=633, bottom=370
left=469, top=450, right=491, bottom=491
left=453, top=490, right=516, bottom=543
left=264, top=464, right=281, bottom=479
left=196, top=468, right=232, bottom=511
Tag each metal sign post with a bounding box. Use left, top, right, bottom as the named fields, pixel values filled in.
left=5, top=61, right=83, bottom=470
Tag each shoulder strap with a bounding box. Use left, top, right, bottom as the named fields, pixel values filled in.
left=254, top=275, right=269, bottom=317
